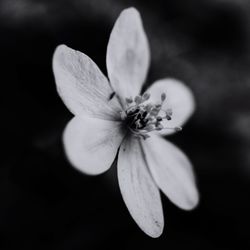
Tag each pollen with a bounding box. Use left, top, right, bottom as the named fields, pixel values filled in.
left=121, top=92, right=182, bottom=139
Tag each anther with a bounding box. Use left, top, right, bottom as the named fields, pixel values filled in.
left=142, top=92, right=150, bottom=101
left=161, top=92, right=166, bottom=102
left=145, top=103, right=153, bottom=112
left=166, top=115, right=172, bottom=120
left=125, top=97, right=133, bottom=104
left=161, top=126, right=182, bottom=132
left=142, top=134, right=150, bottom=140
left=166, top=108, right=172, bottom=116
left=134, top=95, right=142, bottom=104
left=174, top=126, right=182, bottom=132
left=150, top=110, right=158, bottom=116
left=145, top=124, right=155, bottom=131
left=156, top=124, right=164, bottom=130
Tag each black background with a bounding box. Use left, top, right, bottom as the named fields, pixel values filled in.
left=1, top=0, right=250, bottom=249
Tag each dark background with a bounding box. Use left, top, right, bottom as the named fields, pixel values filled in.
left=1, top=0, right=250, bottom=249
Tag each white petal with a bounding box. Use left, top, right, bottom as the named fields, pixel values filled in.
left=107, top=8, right=150, bottom=103
left=142, top=135, right=199, bottom=210
left=118, top=136, right=164, bottom=238
left=147, top=78, right=195, bottom=136
left=53, top=44, right=122, bottom=120
left=63, top=116, right=124, bottom=175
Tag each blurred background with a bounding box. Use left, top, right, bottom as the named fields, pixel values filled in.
left=1, top=0, right=250, bottom=249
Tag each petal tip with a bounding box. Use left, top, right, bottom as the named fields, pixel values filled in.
left=53, top=44, right=68, bottom=58
left=145, top=223, right=164, bottom=238
left=52, top=44, right=69, bottom=71
left=118, top=7, right=142, bottom=27
left=121, top=6, right=140, bottom=16
left=136, top=216, right=164, bottom=238
left=181, top=190, right=200, bottom=211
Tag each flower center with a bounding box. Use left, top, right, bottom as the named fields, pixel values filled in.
left=120, top=92, right=181, bottom=139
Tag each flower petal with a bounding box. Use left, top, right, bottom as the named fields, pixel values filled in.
left=53, top=44, right=122, bottom=120
left=118, top=136, right=164, bottom=238
left=63, top=116, right=124, bottom=175
left=146, top=78, right=195, bottom=135
left=142, top=135, right=199, bottom=210
left=106, top=8, right=150, bottom=103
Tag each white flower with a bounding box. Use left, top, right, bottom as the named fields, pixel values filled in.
left=52, top=7, right=199, bottom=238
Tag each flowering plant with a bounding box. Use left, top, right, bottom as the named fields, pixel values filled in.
left=53, top=7, right=199, bottom=237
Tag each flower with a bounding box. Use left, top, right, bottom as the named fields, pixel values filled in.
left=52, top=7, right=199, bottom=238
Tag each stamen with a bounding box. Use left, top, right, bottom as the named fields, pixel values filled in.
left=174, top=126, right=182, bottom=132
left=161, top=92, right=166, bottom=102
left=142, top=134, right=150, bottom=140
left=120, top=111, right=127, bottom=120
left=125, top=97, right=133, bottom=104
left=145, top=124, right=155, bottom=131
left=166, top=108, right=173, bottom=116
left=142, top=92, right=150, bottom=101
left=122, top=91, right=182, bottom=139
left=165, top=108, right=173, bottom=120
left=134, top=95, right=142, bottom=105
left=156, top=123, right=164, bottom=130
left=145, top=103, right=153, bottom=112
left=166, top=115, right=172, bottom=120
left=161, top=126, right=182, bottom=132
